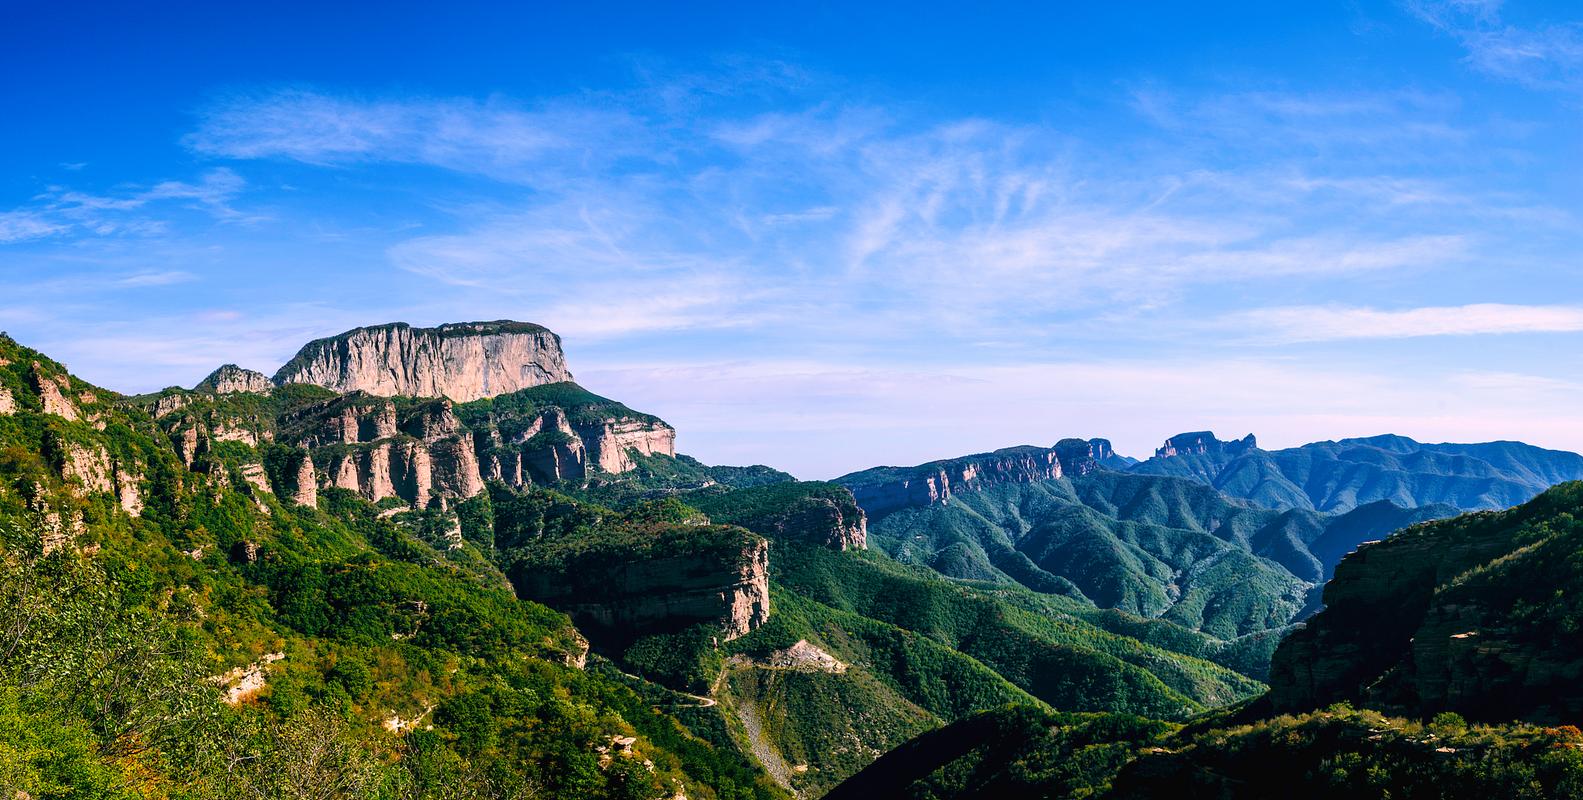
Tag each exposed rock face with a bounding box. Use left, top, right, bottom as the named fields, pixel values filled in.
left=516, top=535, right=770, bottom=643
left=290, top=451, right=317, bottom=507
left=1053, top=437, right=1116, bottom=476
left=273, top=321, right=573, bottom=402
left=62, top=441, right=113, bottom=494
left=152, top=393, right=188, bottom=418
left=32, top=362, right=77, bottom=420
left=691, top=483, right=868, bottom=551
left=0, top=385, right=14, bottom=415
left=195, top=364, right=273, bottom=394
left=587, top=418, right=676, bottom=473
left=114, top=465, right=143, bottom=516
left=766, top=494, right=867, bottom=551
left=840, top=445, right=1065, bottom=519
left=758, top=639, right=848, bottom=673
left=1154, top=431, right=1257, bottom=459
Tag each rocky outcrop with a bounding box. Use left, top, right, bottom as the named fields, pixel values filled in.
left=152, top=392, right=188, bottom=418
left=585, top=418, right=677, bottom=473
left=31, top=362, right=77, bottom=421
left=515, top=533, right=770, bottom=643
left=61, top=441, right=113, bottom=494
left=273, top=321, right=573, bottom=402
left=690, top=482, right=868, bottom=551
left=1154, top=431, right=1257, bottom=459
left=114, top=465, right=143, bottom=516
left=763, top=494, right=866, bottom=551
left=0, top=384, right=14, bottom=415
left=1053, top=437, right=1116, bottom=476
left=290, top=451, right=317, bottom=507
left=838, top=445, right=1065, bottom=519
left=754, top=639, right=848, bottom=673
left=195, top=364, right=272, bottom=394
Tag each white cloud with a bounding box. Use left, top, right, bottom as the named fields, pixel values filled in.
left=1407, top=1, right=1583, bottom=89
left=0, top=211, right=67, bottom=243
left=1227, top=303, right=1583, bottom=343
left=187, top=90, right=650, bottom=184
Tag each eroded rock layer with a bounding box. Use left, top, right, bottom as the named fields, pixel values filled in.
left=273, top=321, right=573, bottom=402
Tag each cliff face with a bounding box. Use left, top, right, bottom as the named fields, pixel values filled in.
left=1269, top=482, right=1583, bottom=723
left=688, top=482, right=869, bottom=551
left=195, top=364, right=272, bottom=394
left=1052, top=437, right=1119, bottom=476
left=1154, top=431, right=1258, bottom=459
left=839, top=445, right=1066, bottom=519
left=273, top=321, right=573, bottom=402
left=157, top=381, right=676, bottom=511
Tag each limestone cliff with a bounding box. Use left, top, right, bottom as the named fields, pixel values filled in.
left=838, top=445, right=1066, bottom=519
left=273, top=321, right=573, bottom=402
left=1052, top=437, right=1118, bottom=477
left=195, top=364, right=273, bottom=394
left=1154, top=431, right=1258, bottom=459
left=687, top=482, right=868, bottom=551
left=273, top=386, right=673, bottom=508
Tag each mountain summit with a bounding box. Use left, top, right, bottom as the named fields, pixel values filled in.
left=272, top=320, right=573, bottom=402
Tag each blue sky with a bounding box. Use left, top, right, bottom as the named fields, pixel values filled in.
left=5, top=0, right=1583, bottom=478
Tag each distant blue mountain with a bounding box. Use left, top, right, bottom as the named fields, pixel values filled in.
left=1128, top=432, right=1583, bottom=513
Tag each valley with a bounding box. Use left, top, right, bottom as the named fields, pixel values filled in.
left=4, top=320, right=1583, bottom=798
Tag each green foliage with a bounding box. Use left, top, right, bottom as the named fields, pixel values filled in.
left=622, top=625, right=724, bottom=694
left=768, top=541, right=1262, bottom=717
left=1109, top=705, right=1583, bottom=799
left=454, top=382, right=662, bottom=429
left=1271, top=481, right=1583, bottom=723
left=824, top=705, right=1173, bottom=800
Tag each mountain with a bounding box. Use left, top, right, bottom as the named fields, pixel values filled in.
left=273, top=320, right=574, bottom=401
left=1131, top=430, right=1583, bottom=513
left=1270, top=480, right=1583, bottom=723
left=0, top=323, right=1286, bottom=799
left=0, top=330, right=788, bottom=799
left=838, top=447, right=1452, bottom=671
left=826, top=702, right=1583, bottom=799
left=826, top=482, right=1583, bottom=799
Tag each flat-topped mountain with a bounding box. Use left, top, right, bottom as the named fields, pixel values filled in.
left=272, top=320, right=573, bottom=402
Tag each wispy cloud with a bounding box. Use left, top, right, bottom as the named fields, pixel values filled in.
left=238, top=84, right=1492, bottom=340
left=0, top=211, right=67, bottom=243
left=1226, top=303, right=1583, bottom=343
left=0, top=168, right=256, bottom=247
left=187, top=89, right=651, bottom=184
left=1407, top=1, right=1583, bottom=89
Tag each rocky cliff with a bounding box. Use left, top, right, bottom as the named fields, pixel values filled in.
left=1269, top=482, right=1583, bottom=722
left=1154, top=431, right=1258, bottom=459
left=195, top=364, right=273, bottom=394
left=151, top=380, right=675, bottom=511
left=838, top=445, right=1069, bottom=519
left=273, top=321, right=573, bottom=402
left=687, top=482, right=868, bottom=551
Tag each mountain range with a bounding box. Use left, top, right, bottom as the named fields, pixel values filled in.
left=5, top=319, right=1583, bottom=799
